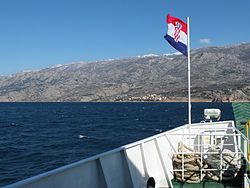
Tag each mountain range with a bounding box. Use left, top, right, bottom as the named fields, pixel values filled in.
left=0, top=43, right=249, bottom=102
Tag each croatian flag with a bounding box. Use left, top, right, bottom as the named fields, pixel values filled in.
left=164, top=14, right=187, bottom=56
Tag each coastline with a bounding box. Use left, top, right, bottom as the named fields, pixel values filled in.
left=0, top=99, right=249, bottom=103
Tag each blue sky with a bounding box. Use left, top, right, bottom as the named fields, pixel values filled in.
left=0, top=0, right=249, bottom=75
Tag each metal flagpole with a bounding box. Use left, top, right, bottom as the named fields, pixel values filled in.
left=187, top=17, right=191, bottom=133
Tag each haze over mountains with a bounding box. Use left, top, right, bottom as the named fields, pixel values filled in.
left=0, top=43, right=249, bottom=102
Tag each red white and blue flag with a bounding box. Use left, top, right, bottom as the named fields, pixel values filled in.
left=164, top=14, right=187, bottom=56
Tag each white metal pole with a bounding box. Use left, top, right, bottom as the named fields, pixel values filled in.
left=187, top=17, right=191, bottom=128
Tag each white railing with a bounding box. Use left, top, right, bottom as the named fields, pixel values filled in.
left=168, top=125, right=249, bottom=186
left=5, top=121, right=249, bottom=188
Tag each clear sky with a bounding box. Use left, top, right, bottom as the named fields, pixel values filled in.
left=0, top=0, right=249, bottom=75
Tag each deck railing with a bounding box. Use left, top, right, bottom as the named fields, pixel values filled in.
left=6, top=121, right=249, bottom=188
left=168, top=126, right=249, bottom=186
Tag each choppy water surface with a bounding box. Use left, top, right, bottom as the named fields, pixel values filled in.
left=0, top=102, right=234, bottom=186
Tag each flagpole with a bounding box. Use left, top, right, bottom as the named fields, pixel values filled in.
left=187, top=17, right=191, bottom=133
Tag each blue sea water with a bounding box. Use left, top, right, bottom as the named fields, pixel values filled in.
left=0, top=102, right=234, bottom=186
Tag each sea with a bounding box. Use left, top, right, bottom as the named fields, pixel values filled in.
left=0, top=102, right=234, bottom=186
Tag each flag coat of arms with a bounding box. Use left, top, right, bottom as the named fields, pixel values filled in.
left=164, top=14, right=187, bottom=56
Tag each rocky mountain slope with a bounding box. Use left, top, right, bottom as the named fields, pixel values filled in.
left=0, top=43, right=249, bottom=102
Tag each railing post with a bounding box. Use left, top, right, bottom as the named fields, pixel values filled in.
left=244, top=174, right=250, bottom=188
left=244, top=139, right=248, bottom=163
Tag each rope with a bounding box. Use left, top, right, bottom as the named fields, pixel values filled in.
left=172, top=142, right=239, bottom=183
left=172, top=142, right=207, bottom=183
left=204, top=146, right=239, bottom=181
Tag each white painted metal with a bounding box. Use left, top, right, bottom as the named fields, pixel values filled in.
left=5, top=121, right=248, bottom=188
left=125, top=144, right=146, bottom=187
left=204, top=108, right=221, bottom=121
left=244, top=174, right=250, bottom=188
left=99, top=151, right=133, bottom=188
left=187, top=16, right=191, bottom=127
